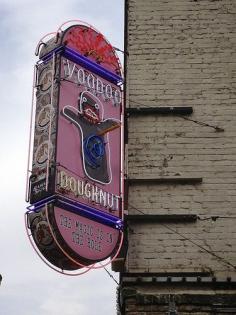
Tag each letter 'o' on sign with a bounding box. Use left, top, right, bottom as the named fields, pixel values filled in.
left=25, top=21, right=124, bottom=275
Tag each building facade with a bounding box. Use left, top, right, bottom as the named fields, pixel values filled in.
left=114, top=0, right=236, bottom=313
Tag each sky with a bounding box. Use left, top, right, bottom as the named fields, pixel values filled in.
left=0, top=1, right=124, bottom=314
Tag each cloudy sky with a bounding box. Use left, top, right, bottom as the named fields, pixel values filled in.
left=0, top=1, right=124, bottom=314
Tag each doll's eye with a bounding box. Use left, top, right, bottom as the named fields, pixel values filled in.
left=94, top=104, right=99, bottom=110
left=83, top=97, right=87, bottom=103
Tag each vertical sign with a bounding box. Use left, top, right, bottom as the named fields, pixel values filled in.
left=26, top=23, right=123, bottom=273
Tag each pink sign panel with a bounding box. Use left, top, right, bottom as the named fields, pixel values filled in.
left=56, top=57, right=122, bottom=217
left=54, top=206, right=120, bottom=261
left=27, top=23, right=124, bottom=272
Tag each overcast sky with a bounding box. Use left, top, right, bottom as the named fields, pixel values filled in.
left=0, top=1, right=124, bottom=314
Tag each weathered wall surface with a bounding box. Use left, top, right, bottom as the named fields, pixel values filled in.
left=125, top=0, right=236, bottom=279
left=119, top=286, right=236, bottom=315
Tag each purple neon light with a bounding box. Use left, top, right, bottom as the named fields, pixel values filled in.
left=40, top=46, right=123, bottom=86
left=40, top=45, right=64, bottom=63
left=27, top=195, right=56, bottom=211
left=57, top=197, right=123, bottom=230
left=63, top=47, right=123, bottom=85
left=27, top=194, right=123, bottom=230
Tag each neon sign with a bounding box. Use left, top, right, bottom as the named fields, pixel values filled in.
left=25, top=21, right=124, bottom=275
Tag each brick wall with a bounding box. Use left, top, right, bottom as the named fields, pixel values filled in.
left=124, top=0, right=236, bottom=280
left=119, top=288, right=236, bottom=315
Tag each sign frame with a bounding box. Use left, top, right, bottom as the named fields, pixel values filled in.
left=25, top=22, right=124, bottom=274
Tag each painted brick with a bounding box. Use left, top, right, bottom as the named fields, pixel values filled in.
left=124, top=0, right=236, bottom=282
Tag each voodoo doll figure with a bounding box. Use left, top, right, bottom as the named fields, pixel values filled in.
left=62, top=91, right=120, bottom=184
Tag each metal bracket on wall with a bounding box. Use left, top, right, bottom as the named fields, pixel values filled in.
left=124, top=177, right=202, bottom=210
left=124, top=107, right=193, bottom=144
left=128, top=177, right=203, bottom=185
left=126, top=106, right=193, bottom=116
left=125, top=214, right=198, bottom=223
